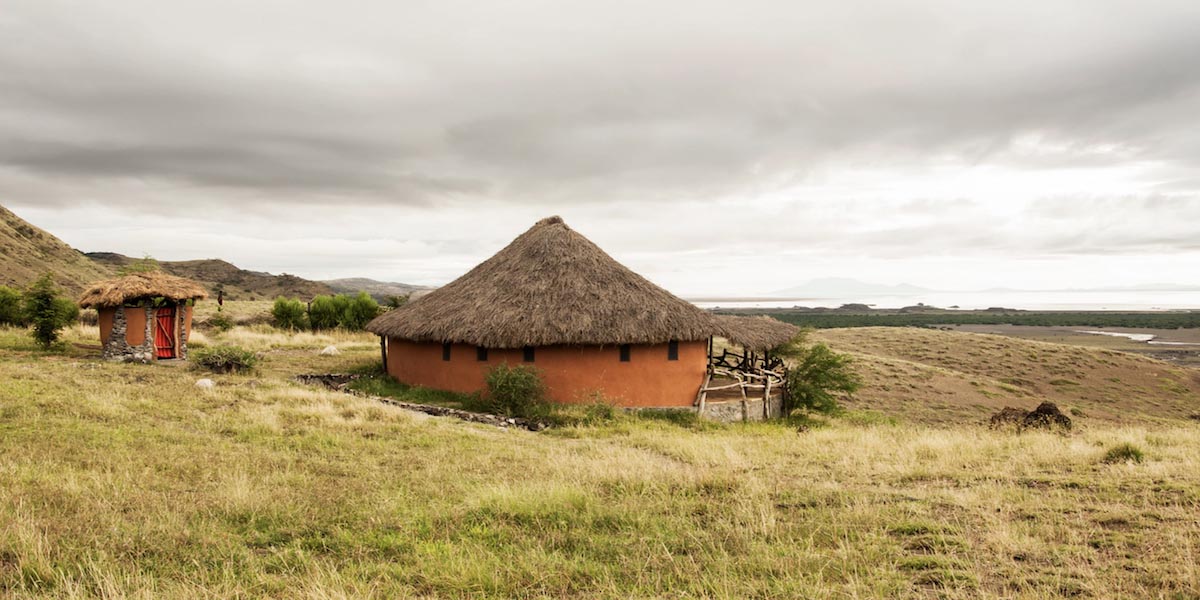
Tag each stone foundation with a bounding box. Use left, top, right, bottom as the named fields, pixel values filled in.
left=700, top=395, right=785, bottom=423
left=103, top=306, right=156, bottom=363
left=177, top=306, right=189, bottom=359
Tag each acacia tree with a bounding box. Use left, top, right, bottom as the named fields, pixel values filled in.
left=773, top=333, right=862, bottom=414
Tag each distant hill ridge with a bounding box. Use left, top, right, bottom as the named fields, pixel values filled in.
left=0, top=204, right=426, bottom=301
left=85, top=252, right=335, bottom=301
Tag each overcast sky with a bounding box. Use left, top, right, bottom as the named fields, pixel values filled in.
left=2, top=1, right=1199, bottom=296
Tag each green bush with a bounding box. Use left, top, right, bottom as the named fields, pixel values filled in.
left=307, top=293, right=380, bottom=331
left=207, top=312, right=235, bottom=332
left=23, top=274, right=76, bottom=349
left=1102, top=443, right=1145, bottom=464
left=781, top=341, right=862, bottom=414
left=193, top=345, right=259, bottom=374
left=0, top=285, right=25, bottom=326
left=308, top=295, right=342, bottom=330
left=271, top=297, right=309, bottom=331
left=485, top=362, right=548, bottom=418
left=342, top=292, right=380, bottom=330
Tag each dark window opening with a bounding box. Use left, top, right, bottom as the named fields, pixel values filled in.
left=668, top=340, right=679, bottom=361
left=442, top=342, right=451, bottom=361
left=477, top=346, right=488, bottom=362
left=523, top=346, right=535, bottom=362
left=619, top=344, right=631, bottom=362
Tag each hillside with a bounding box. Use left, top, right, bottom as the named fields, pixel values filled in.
left=0, top=205, right=114, bottom=294
left=813, top=327, right=1200, bottom=425
left=86, top=253, right=334, bottom=301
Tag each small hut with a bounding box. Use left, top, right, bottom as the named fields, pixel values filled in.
left=366, top=216, right=717, bottom=407
left=79, top=272, right=208, bottom=362
left=697, top=315, right=801, bottom=420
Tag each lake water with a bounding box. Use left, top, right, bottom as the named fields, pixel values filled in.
left=690, top=290, right=1200, bottom=311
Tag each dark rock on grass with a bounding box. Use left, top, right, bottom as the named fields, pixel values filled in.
left=989, top=407, right=1027, bottom=429
left=989, top=402, right=1071, bottom=432
left=1022, top=402, right=1072, bottom=431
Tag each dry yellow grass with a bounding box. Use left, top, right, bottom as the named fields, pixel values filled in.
left=814, top=327, right=1200, bottom=425
left=1, top=325, right=1198, bottom=597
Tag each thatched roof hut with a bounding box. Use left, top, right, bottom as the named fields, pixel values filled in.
left=713, top=315, right=801, bottom=351
left=367, top=216, right=716, bottom=348
left=79, top=272, right=208, bottom=308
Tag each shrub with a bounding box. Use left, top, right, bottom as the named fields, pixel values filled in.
left=485, top=363, right=548, bottom=418
left=1102, top=443, right=1145, bottom=464
left=207, top=312, right=235, bottom=332
left=23, top=274, right=77, bottom=349
left=271, top=297, right=309, bottom=331
left=780, top=341, right=862, bottom=414
left=342, top=292, right=380, bottom=330
left=193, top=345, right=259, bottom=374
left=308, top=295, right=342, bottom=330
left=0, top=285, right=25, bottom=326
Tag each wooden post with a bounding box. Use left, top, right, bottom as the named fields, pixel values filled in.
left=379, top=336, right=388, bottom=375
left=763, top=376, right=772, bottom=420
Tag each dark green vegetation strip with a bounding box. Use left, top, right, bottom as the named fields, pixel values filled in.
left=758, top=311, right=1200, bottom=329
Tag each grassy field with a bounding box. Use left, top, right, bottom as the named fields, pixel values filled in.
left=813, top=327, right=1200, bottom=425
left=758, top=310, right=1200, bottom=330
left=2, top=321, right=1200, bottom=598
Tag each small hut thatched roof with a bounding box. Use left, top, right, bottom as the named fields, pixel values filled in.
left=78, top=271, right=208, bottom=308
left=713, top=315, right=801, bottom=351
left=367, top=216, right=716, bottom=348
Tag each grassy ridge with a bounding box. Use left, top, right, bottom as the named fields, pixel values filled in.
left=760, top=311, right=1200, bottom=329
left=1, top=325, right=1199, bottom=597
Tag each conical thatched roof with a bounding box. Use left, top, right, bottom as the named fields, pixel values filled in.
left=78, top=271, right=208, bottom=308
left=713, top=315, right=801, bottom=351
left=367, top=216, right=716, bottom=347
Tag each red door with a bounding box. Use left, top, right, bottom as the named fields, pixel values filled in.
left=155, top=307, right=176, bottom=359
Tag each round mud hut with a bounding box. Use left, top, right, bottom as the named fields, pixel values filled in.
left=79, top=272, right=208, bottom=362
left=366, top=216, right=717, bottom=407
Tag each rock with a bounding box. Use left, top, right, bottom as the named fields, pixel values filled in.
left=195, top=379, right=215, bottom=390
left=1022, top=402, right=1072, bottom=431
left=989, top=403, right=1071, bottom=432
left=989, top=407, right=1027, bottom=429
left=319, top=345, right=341, bottom=356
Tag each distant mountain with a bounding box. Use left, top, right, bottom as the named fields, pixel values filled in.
left=0, top=204, right=115, bottom=294
left=323, top=278, right=433, bottom=302
left=86, top=253, right=333, bottom=301
left=770, top=278, right=933, bottom=298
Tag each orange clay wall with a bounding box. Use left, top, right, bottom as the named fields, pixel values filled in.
left=96, top=306, right=149, bottom=346
left=125, top=307, right=148, bottom=346
left=385, top=339, right=707, bottom=408
left=98, top=307, right=114, bottom=344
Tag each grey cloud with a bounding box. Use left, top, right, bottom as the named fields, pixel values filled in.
left=3, top=0, right=1200, bottom=210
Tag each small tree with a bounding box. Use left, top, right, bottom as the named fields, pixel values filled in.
left=342, top=292, right=380, bottom=330
left=0, top=285, right=25, bottom=326
left=23, top=274, right=76, bottom=348
left=386, top=295, right=409, bottom=309
left=777, top=336, right=861, bottom=415
left=485, top=363, right=548, bottom=418
left=271, top=296, right=309, bottom=331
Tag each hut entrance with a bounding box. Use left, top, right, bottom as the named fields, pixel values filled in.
left=154, top=307, right=177, bottom=359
